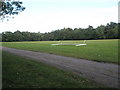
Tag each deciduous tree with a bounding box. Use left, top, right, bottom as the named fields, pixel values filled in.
left=0, top=0, right=25, bottom=21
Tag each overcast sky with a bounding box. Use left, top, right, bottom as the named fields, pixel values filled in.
left=0, top=0, right=118, bottom=33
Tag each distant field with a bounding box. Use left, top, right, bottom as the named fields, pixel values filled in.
left=3, top=51, right=103, bottom=88
left=2, top=39, right=118, bottom=63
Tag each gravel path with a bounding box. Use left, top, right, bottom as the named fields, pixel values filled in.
left=1, top=46, right=119, bottom=88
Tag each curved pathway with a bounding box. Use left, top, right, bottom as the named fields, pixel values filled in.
left=1, top=46, right=119, bottom=88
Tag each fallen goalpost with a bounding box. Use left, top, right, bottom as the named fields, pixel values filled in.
left=51, top=40, right=87, bottom=46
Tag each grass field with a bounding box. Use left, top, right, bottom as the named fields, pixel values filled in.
left=2, top=39, right=118, bottom=63
left=2, top=51, right=104, bottom=88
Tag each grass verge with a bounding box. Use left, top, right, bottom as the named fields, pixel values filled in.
left=2, top=51, right=104, bottom=88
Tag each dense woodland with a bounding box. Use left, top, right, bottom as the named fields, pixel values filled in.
left=1, top=22, right=119, bottom=42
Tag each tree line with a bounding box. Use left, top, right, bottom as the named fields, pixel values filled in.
left=1, top=22, right=119, bottom=42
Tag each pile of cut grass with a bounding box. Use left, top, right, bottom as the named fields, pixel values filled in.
left=2, top=51, right=104, bottom=88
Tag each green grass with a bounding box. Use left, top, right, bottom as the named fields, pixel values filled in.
left=2, top=39, right=118, bottom=63
left=2, top=51, right=104, bottom=88
left=0, top=42, right=2, bottom=46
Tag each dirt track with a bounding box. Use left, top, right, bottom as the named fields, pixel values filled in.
left=1, top=46, right=119, bottom=88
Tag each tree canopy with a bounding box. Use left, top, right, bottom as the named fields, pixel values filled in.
left=0, top=0, right=25, bottom=21
left=1, top=22, right=118, bottom=42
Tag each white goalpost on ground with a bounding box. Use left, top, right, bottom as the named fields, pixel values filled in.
left=51, top=40, right=87, bottom=46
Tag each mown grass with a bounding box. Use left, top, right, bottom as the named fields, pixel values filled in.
left=2, top=39, right=118, bottom=63
left=0, top=42, right=2, bottom=89
left=2, top=51, right=104, bottom=88
left=0, top=42, right=2, bottom=46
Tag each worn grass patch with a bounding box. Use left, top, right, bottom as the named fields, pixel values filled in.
left=2, top=39, right=118, bottom=63
left=2, top=51, right=104, bottom=88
